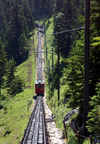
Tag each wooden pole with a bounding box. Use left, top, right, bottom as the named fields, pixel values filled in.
left=52, top=47, right=54, bottom=93
left=63, top=121, right=67, bottom=139
left=84, top=0, right=90, bottom=136
left=90, top=135, right=92, bottom=144
left=57, top=24, right=60, bottom=106
left=77, top=131, right=80, bottom=144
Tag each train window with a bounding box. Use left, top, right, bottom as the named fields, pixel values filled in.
left=37, top=85, right=43, bottom=88
left=41, top=85, right=43, bottom=88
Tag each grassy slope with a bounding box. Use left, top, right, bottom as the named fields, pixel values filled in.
left=0, top=29, right=38, bottom=144
left=45, top=17, right=90, bottom=144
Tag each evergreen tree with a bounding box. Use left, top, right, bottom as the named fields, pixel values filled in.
left=0, top=0, right=34, bottom=65
left=63, top=31, right=84, bottom=108
left=18, top=33, right=29, bottom=62
left=0, top=42, right=7, bottom=95
left=6, top=58, right=16, bottom=89
left=89, top=0, right=100, bottom=97
left=86, top=0, right=100, bottom=135
left=87, top=83, right=100, bottom=135
left=6, top=0, right=30, bottom=65
left=33, top=0, right=54, bottom=18
left=53, top=0, right=84, bottom=58
left=6, top=58, right=24, bottom=96
left=55, top=0, right=63, bottom=13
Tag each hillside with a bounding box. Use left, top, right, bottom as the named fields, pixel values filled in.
left=0, top=29, right=37, bottom=144
left=43, top=0, right=100, bottom=142
left=44, top=17, right=91, bottom=144
left=0, top=0, right=100, bottom=143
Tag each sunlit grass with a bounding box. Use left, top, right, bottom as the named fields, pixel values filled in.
left=0, top=88, right=34, bottom=144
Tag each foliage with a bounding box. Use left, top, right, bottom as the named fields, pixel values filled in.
left=0, top=42, right=7, bottom=93
left=0, top=0, right=35, bottom=96
left=33, top=0, right=54, bottom=18
left=89, top=36, right=100, bottom=97
left=86, top=0, right=100, bottom=135
left=0, top=0, right=34, bottom=65
left=0, top=46, right=35, bottom=143
left=63, top=31, right=84, bottom=108
left=87, top=83, right=100, bottom=135
left=43, top=0, right=100, bottom=140
left=5, top=58, right=24, bottom=96
left=18, top=33, right=30, bottom=62
left=53, top=0, right=84, bottom=58
left=90, top=0, right=100, bottom=37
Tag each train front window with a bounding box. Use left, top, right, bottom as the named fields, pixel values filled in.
left=37, top=85, right=43, bottom=88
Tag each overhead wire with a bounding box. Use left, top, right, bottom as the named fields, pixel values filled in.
left=34, top=27, right=85, bottom=39
left=43, top=27, right=85, bottom=37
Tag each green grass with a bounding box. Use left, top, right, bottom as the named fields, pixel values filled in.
left=66, top=127, right=90, bottom=144
left=30, top=27, right=38, bottom=50
left=0, top=28, right=38, bottom=144
left=35, top=19, right=44, bottom=25
left=0, top=89, right=33, bottom=144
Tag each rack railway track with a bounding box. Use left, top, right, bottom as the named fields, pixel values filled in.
left=21, top=96, right=46, bottom=144
left=21, top=26, right=47, bottom=144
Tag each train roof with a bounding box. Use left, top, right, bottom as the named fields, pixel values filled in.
left=35, top=80, right=45, bottom=84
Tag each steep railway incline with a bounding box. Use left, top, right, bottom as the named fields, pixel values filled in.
left=37, top=27, right=42, bottom=81
left=21, top=96, right=46, bottom=144
left=21, top=26, right=64, bottom=144
left=20, top=26, right=47, bottom=144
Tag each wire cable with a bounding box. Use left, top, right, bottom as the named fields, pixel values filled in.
left=43, top=27, right=85, bottom=37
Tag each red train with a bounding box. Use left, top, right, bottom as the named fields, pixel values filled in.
left=35, top=80, right=45, bottom=95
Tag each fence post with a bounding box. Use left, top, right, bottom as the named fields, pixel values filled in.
left=77, top=131, right=80, bottom=144
left=63, top=120, right=67, bottom=139
left=90, top=135, right=92, bottom=144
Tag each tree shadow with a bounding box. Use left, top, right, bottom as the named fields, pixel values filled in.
left=33, top=94, right=44, bottom=100
left=33, top=95, right=37, bottom=100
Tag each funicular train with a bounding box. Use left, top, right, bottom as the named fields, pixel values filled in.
left=35, top=80, right=45, bottom=96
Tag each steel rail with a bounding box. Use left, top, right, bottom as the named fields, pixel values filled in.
left=20, top=96, right=46, bottom=144
left=21, top=26, right=46, bottom=144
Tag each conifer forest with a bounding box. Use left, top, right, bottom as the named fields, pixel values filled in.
left=0, top=0, right=100, bottom=143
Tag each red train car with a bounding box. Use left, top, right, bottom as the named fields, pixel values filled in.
left=35, top=80, right=45, bottom=95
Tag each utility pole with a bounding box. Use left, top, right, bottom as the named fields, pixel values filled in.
left=49, top=59, right=50, bottom=89
left=84, top=0, right=90, bottom=137
left=57, top=24, right=60, bottom=106
left=0, top=85, right=1, bottom=96
left=44, top=15, right=47, bottom=62
left=52, top=48, right=54, bottom=93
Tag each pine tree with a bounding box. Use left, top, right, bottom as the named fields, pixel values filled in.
left=89, top=0, right=100, bottom=97
left=18, top=33, right=29, bottom=62
left=6, top=0, right=30, bottom=65
left=87, top=83, right=100, bottom=135
left=6, top=58, right=24, bottom=96
left=0, top=42, right=7, bottom=95
left=87, top=0, right=100, bottom=135
left=63, top=31, right=84, bottom=108
left=53, top=0, right=84, bottom=58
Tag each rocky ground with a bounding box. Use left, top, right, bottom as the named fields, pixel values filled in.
left=43, top=95, right=65, bottom=144
left=41, top=28, right=65, bottom=144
